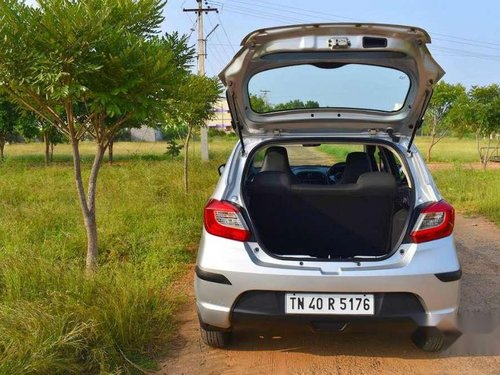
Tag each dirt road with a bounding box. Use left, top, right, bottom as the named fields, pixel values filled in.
left=159, top=213, right=499, bottom=375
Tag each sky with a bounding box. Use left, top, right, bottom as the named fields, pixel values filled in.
left=163, top=0, right=500, bottom=87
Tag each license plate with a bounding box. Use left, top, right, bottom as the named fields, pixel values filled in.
left=285, top=293, right=374, bottom=315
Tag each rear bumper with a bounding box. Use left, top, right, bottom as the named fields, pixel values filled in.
left=195, top=232, right=461, bottom=332
left=196, top=277, right=460, bottom=332
left=230, top=291, right=426, bottom=328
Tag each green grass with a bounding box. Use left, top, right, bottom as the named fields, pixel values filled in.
left=0, top=138, right=236, bottom=373
left=318, top=136, right=481, bottom=164
left=317, top=143, right=364, bottom=162
left=0, top=136, right=498, bottom=372
left=414, top=136, right=480, bottom=163
left=433, top=166, right=500, bottom=225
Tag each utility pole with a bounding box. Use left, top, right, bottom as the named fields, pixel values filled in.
left=183, top=0, right=218, bottom=162
left=260, top=89, right=271, bottom=102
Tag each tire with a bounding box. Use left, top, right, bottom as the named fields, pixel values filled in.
left=200, top=325, right=231, bottom=348
left=411, top=327, right=445, bottom=352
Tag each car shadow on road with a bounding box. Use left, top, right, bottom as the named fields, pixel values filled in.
left=227, top=320, right=499, bottom=359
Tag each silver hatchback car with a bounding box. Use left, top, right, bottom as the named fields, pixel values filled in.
left=195, top=23, right=461, bottom=351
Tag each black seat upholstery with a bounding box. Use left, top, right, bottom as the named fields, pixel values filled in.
left=339, top=152, right=372, bottom=184
left=260, top=146, right=300, bottom=183
left=247, top=171, right=397, bottom=258
left=247, top=171, right=299, bottom=253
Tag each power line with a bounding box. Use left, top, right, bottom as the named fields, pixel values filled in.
left=222, top=3, right=310, bottom=24
left=430, top=46, right=500, bottom=62
left=206, top=0, right=500, bottom=67
left=433, top=37, right=500, bottom=52
left=207, top=15, right=233, bottom=61
left=235, top=0, right=358, bottom=22
left=431, top=45, right=500, bottom=58
left=219, top=5, right=500, bottom=61
left=432, top=32, right=500, bottom=48
left=228, top=0, right=500, bottom=49
left=210, top=43, right=239, bottom=47
left=222, top=8, right=297, bottom=25
left=215, top=11, right=236, bottom=53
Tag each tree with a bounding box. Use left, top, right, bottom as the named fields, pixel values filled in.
left=249, top=94, right=273, bottom=113
left=423, top=82, right=466, bottom=162
left=0, top=0, right=194, bottom=271
left=249, top=95, right=320, bottom=112
left=166, top=74, right=221, bottom=192
left=448, top=84, right=500, bottom=168
left=0, top=95, right=20, bottom=160
left=274, top=99, right=320, bottom=111
left=16, top=112, right=64, bottom=165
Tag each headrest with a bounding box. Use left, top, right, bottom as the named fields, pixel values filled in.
left=261, top=146, right=291, bottom=173
left=340, top=152, right=372, bottom=184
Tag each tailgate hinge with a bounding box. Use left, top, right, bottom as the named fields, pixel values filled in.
left=369, top=128, right=400, bottom=143
left=386, top=128, right=400, bottom=143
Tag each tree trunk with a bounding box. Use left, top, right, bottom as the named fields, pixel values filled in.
left=426, top=131, right=436, bottom=163
left=70, top=137, right=105, bottom=272
left=108, top=138, right=114, bottom=165
left=50, top=142, right=54, bottom=162
left=86, top=143, right=105, bottom=270
left=44, top=131, right=50, bottom=166
left=0, top=136, right=5, bottom=161
left=483, top=135, right=492, bottom=170
left=476, top=130, right=483, bottom=167
left=183, top=124, right=194, bottom=193
left=426, top=118, right=437, bottom=163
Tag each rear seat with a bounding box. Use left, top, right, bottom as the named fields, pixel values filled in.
left=247, top=172, right=397, bottom=258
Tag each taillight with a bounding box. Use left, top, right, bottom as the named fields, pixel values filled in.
left=204, top=199, right=250, bottom=241
left=410, top=200, right=455, bottom=243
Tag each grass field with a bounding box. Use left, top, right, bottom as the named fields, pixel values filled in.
left=414, top=136, right=482, bottom=163
left=0, top=139, right=236, bottom=373
left=433, top=167, right=500, bottom=225
left=0, top=135, right=498, bottom=372
left=319, top=136, right=482, bottom=164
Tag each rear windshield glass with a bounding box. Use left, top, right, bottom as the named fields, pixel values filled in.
left=248, top=64, right=410, bottom=113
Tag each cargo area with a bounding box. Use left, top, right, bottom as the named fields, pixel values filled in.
left=243, top=143, right=412, bottom=259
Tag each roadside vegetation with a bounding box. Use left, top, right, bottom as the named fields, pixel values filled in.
left=0, top=0, right=220, bottom=271
left=0, top=135, right=498, bottom=372
left=414, top=137, right=483, bottom=163
left=0, top=0, right=497, bottom=371
left=318, top=137, right=485, bottom=164
left=0, top=139, right=233, bottom=373
left=433, top=167, right=500, bottom=225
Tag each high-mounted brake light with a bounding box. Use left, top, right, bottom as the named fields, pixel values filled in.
left=204, top=199, right=250, bottom=242
left=410, top=200, right=455, bottom=243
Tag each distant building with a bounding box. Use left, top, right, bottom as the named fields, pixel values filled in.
left=130, top=126, right=163, bottom=142
left=130, top=99, right=232, bottom=142
left=207, top=98, right=232, bottom=132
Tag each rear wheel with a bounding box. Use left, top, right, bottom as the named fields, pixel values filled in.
left=411, top=327, right=445, bottom=352
left=200, top=325, right=231, bottom=348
